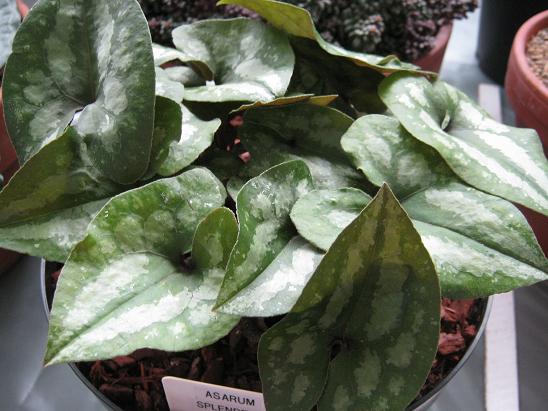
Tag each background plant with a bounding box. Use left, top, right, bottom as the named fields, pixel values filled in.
left=0, top=0, right=546, bottom=410
left=138, top=0, right=478, bottom=60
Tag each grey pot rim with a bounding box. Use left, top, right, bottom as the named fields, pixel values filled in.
left=40, top=259, right=493, bottom=411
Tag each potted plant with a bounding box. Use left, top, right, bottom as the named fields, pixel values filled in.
left=505, top=9, right=548, bottom=254
left=0, top=0, right=28, bottom=274
left=1, top=0, right=547, bottom=410
left=139, top=0, right=478, bottom=72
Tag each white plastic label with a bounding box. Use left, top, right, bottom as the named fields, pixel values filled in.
left=162, top=376, right=266, bottom=411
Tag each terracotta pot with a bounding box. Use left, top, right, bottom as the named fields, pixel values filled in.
left=505, top=10, right=548, bottom=151
left=0, top=0, right=29, bottom=274
left=505, top=10, right=548, bottom=255
left=413, top=23, right=453, bottom=73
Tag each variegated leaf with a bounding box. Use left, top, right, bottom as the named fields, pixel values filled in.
left=45, top=171, right=233, bottom=364
left=152, top=43, right=187, bottom=66
left=315, top=115, right=548, bottom=297
left=157, top=104, right=221, bottom=177
left=215, top=160, right=315, bottom=311
left=3, top=0, right=156, bottom=184
left=229, top=104, right=370, bottom=193
left=0, top=128, right=123, bottom=261
left=290, top=188, right=372, bottom=251
left=259, top=185, right=440, bottom=411
left=172, top=18, right=294, bottom=103
left=219, top=0, right=424, bottom=74
left=143, top=96, right=183, bottom=179
left=151, top=72, right=221, bottom=177
left=379, top=73, right=548, bottom=216
left=219, top=236, right=323, bottom=317
left=0, top=199, right=107, bottom=262
left=0, top=0, right=20, bottom=68
left=341, top=115, right=454, bottom=199
left=155, top=67, right=185, bottom=103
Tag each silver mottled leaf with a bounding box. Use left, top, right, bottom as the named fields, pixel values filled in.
left=319, top=115, right=548, bottom=297
left=259, top=185, right=440, bottom=411
left=172, top=18, right=294, bottom=103
left=3, top=0, right=155, bottom=184
left=219, top=236, right=323, bottom=317
left=0, top=128, right=123, bottom=261
left=0, top=0, right=20, bottom=68
left=290, top=188, right=372, bottom=251
left=45, top=171, right=233, bottom=364
left=379, top=73, right=548, bottom=216
left=215, top=160, right=315, bottom=311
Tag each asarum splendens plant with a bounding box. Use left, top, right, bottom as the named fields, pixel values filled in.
left=1, top=0, right=547, bottom=410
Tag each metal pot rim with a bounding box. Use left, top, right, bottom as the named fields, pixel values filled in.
left=40, top=259, right=493, bottom=411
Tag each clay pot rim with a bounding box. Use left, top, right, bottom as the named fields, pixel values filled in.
left=412, top=23, right=453, bottom=72
left=511, top=10, right=548, bottom=100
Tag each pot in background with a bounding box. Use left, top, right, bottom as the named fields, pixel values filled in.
left=0, top=0, right=29, bottom=275
left=413, top=24, right=453, bottom=73
left=476, top=0, right=546, bottom=84
left=40, top=261, right=492, bottom=411
left=505, top=10, right=548, bottom=255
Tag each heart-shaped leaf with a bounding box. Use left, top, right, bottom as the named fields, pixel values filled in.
left=215, top=160, right=315, bottom=312
left=0, top=128, right=123, bottom=261
left=45, top=170, right=233, bottom=364
left=0, top=94, right=190, bottom=261
left=0, top=0, right=20, bottom=69
left=290, top=188, right=372, bottom=251
left=259, top=185, right=440, bottom=411
left=3, top=0, right=155, bottom=184
left=220, top=0, right=425, bottom=74
left=218, top=236, right=323, bottom=317
left=379, top=73, right=548, bottom=216
left=229, top=104, right=370, bottom=195
left=316, top=114, right=548, bottom=297
left=172, top=18, right=294, bottom=103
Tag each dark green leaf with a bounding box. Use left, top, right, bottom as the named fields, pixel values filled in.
left=230, top=104, right=370, bottom=193
left=288, top=38, right=386, bottom=113
left=259, top=185, right=440, bottom=411
left=3, top=0, right=155, bottom=184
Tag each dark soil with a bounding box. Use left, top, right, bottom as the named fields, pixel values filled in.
left=46, top=266, right=485, bottom=411
left=526, top=28, right=548, bottom=88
